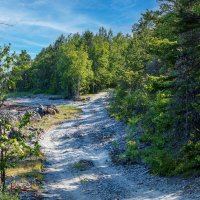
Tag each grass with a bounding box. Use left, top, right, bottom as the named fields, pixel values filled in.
left=7, top=160, right=43, bottom=180
left=29, top=105, right=82, bottom=131
left=73, top=163, right=87, bottom=170
left=6, top=91, right=34, bottom=98
left=0, top=159, right=43, bottom=198
left=0, top=192, right=19, bottom=200
left=7, top=91, right=97, bottom=99
left=80, top=93, right=95, bottom=99
left=72, top=160, right=94, bottom=171
left=5, top=159, right=43, bottom=193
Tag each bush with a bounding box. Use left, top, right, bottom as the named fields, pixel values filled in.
left=109, top=89, right=148, bottom=122
left=32, top=89, right=43, bottom=94
left=126, top=140, right=140, bottom=163
left=173, top=141, right=200, bottom=175
left=142, top=148, right=177, bottom=176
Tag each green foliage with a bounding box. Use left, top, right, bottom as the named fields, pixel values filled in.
left=0, top=113, right=42, bottom=191
left=126, top=140, right=140, bottom=163
left=57, top=44, right=93, bottom=98
left=142, top=147, right=177, bottom=176
left=0, top=45, right=16, bottom=105
left=32, top=89, right=43, bottom=94
left=18, top=28, right=121, bottom=97
left=174, top=141, right=200, bottom=175
left=19, top=112, right=31, bottom=129
left=109, top=0, right=200, bottom=176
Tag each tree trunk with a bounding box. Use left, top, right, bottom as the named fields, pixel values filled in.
left=73, top=79, right=80, bottom=100
left=0, top=149, right=6, bottom=192
left=92, top=83, right=95, bottom=94
left=1, top=169, right=5, bottom=192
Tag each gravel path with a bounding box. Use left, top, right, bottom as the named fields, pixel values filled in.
left=40, top=92, right=200, bottom=200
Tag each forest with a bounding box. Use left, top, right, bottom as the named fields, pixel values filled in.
left=0, top=1, right=200, bottom=195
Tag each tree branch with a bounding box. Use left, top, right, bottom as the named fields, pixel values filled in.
left=0, top=22, right=13, bottom=27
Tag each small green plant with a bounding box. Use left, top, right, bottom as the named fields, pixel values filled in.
left=72, top=160, right=94, bottom=171
left=126, top=140, right=140, bottom=163
left=73, top=163, right=87, bottom=170
left=80, top=178, right=89, bottom=184
left=119, top=153, right=126, bottom=160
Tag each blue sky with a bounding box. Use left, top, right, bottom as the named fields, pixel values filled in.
left=0, top=0, right=158, bottom=58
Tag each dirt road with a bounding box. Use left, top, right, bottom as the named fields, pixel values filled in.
left=40, top=92, right=200, bottom=200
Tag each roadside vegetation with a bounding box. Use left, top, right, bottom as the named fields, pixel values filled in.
left=6, top=91, right=34, bottom=98
left=109, top=0, right=200, bottom=176
left=27, top=105, right=82, bottom=131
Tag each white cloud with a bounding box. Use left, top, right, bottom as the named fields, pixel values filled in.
left=19, top=38, right=48, bottom=47
left=0, top=0, right=107, bottom=34
left=1, top=0, right=154, bottom=57
left=111, top=0, right=137, bottom=11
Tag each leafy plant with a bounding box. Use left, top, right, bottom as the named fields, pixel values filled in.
left=0, top=113, right=42, bottom=192
left=126, top=140, right=140, bottom=163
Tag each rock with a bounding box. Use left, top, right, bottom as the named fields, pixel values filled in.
left=47, top=107, right=56, bottom=115
left=76, top=97, right=91, bottom=102
left=37, top=105, right=45, bottom=117
left=37, top=105, right=59, bottom=117
left=52, top=105, right=59, bottom=114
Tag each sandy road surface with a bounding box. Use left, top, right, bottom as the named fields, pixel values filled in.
left=39, top=92, right=200, bottom=200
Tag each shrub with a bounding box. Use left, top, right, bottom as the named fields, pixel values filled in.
left=126, top=140, right=140, bottom=163
left=174, top=141, right=200, bottom=175
left=32, top=89, right=43, bottom=94
left=142, top=148, right=177, bottom=176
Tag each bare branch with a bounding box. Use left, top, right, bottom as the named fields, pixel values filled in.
left=0, top=22, right=13, bottom=27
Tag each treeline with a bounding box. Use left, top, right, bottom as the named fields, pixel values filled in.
left=16, top=28, right=128, bottom=99
left=15, top=0, right=200, bottom=175
left=110, top=0, right=200, bottom=175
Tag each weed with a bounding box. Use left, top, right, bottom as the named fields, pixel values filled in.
left=73, top=160, right=94, bottom=171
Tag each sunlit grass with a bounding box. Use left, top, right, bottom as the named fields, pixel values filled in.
left=0, top=192, right=19, bottom=200
left=5, top=159, right=43, bottom=194
left=7, top=160, right=43, bottom=180
left=80, top=93, right=95, bottom=99
left=29, top=105, right=82, bottom=131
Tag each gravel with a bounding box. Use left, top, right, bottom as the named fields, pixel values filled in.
left=36, top=92, right=200, bottom=199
